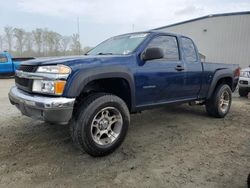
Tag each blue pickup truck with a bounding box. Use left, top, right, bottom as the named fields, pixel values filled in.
left=9, top=31, right=239, bottom=156
left=0, top=51, right=34, bottom=77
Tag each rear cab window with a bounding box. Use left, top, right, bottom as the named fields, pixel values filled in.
left=181, top=37, right=197, bottom=62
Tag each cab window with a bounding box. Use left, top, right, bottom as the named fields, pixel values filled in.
left=181, top=37, right=197, bottom=62
left=0, top=55, right=8, bottom=63
left=147, top=35, right=179, bottom=61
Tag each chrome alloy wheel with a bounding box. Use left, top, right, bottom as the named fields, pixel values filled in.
left=90, top=107, right=123, bottom=146
left=219, top=90, right=230, bottom=113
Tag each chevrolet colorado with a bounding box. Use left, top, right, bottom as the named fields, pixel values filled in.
left=9, top=31, right=239, bottom=156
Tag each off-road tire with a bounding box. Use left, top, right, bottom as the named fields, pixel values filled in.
left=206, top=84, right=232, bottom=118
left=70, top=93, right=130, bottom=157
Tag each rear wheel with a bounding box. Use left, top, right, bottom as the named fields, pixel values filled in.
left=239, top=87, right=249, bottom=97
left=206, top=84, right=232, bottom=118
left=70, top=93, right=130, bottom=157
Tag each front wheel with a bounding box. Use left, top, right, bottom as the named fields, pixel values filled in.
left=206, top=84, right=232, bottom=118
left=70, top=93, right=130, bottom=157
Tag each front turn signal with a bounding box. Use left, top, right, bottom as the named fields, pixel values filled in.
left=55, top=81, right=66, bottom=95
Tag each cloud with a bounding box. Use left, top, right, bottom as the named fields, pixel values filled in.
left=17, top=0, right=250, bottom=30
left=175, top=5, right=203, bottom=15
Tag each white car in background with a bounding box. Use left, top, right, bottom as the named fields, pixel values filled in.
left=238, top=67, right=250, bottom=97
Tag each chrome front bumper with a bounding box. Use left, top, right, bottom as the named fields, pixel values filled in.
left=9, top=86, right=75, bottom=124
left=238, top=77, right=250, bottom=88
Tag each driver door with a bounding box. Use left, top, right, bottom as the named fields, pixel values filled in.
left=135, top=35, right=185, bottom=107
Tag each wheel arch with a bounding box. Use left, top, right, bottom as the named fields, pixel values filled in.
left=207, top=69, right=234, bottom=99
left=65, top=67, right=136, bottom=111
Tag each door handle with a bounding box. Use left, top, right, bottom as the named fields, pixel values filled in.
left=175, top=65, right=184, bottom=71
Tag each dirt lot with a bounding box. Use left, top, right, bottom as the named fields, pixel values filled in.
left=0, top=79, right=249, bottom=188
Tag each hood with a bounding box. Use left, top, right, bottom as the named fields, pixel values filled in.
left=21, top=55, right=102, bottom=66
left=21, top=55, right=132, bottom=68
left=241, top=67, right=250, bottom=72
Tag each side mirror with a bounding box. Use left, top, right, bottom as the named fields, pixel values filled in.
left=141, top=47, right=164, bottom=61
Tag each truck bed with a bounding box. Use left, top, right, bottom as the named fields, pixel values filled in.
left=202, top=61, right=239, bottom=72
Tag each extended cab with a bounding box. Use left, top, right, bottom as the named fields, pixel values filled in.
left=9, top=31, right=239, bottom=156
left=0, top=51, right=34, bottom=77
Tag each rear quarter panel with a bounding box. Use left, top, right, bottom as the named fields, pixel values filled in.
left=200, top=62, right=239, bottom=99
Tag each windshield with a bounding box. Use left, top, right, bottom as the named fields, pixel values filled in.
left=87, top=33, right=148, bottom=55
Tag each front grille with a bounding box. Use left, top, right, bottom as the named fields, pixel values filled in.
left=15, top=77, right=29, bottom=87
left=15, top=65, right=37, bottom=92
left=18, top=65, right=37, bottom=72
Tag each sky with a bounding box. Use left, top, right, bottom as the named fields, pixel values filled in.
left=0, top=0, right=249, bottom=47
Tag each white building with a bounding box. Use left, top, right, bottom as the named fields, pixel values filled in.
left=154, top=12, right=250, bottom=68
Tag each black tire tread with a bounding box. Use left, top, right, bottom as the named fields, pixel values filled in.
left=70, top=93, right=103, bottom=150
left=71, top=93, right=130, bottom=157
left=206, top=84, right=232, bottom=118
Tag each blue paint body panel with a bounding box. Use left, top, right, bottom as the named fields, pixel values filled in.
left=18, top=31, right=239, bottom=111
left=0, top=52, right=24, bottom=75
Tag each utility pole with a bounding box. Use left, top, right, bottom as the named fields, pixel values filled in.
left=77, top=16, right=81, bottom=55
left=132, top=24, right=135, bottom=32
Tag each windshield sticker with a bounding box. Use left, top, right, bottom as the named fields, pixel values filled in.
left=129, top=34, right=148, bottom=38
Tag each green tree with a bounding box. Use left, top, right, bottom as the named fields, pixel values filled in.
left=61, top=36, right=71, bottom=55
left=14, top=28, right=26, bottom=56
left=24, top=32, right=34, bottom=56
left=0, top=35, right=3, bottom=52
left=32, top=28, right=43, bottom=56
left=71, top=34, right=81, bottom=55
left=4, top=26, right=13, bottom=52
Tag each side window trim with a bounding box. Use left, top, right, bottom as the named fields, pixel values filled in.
left=175, top=36, right=181, bottom=61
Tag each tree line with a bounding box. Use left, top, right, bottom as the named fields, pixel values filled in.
left=0, top=26, right=92, bottom=57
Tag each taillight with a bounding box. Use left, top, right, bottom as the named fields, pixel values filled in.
left=234, top=67, right=240, bottom=77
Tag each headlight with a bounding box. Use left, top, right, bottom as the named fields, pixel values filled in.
left=240, top=71, right=249, bottom=78
left=33, top=80, right=66, bottom=95
left=32, top=65, right=71, bottom=95
left=36, top=65, right=71, bottom=74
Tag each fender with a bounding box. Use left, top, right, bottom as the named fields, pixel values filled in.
left=64, top=65, right=136, bottom=110
left=206, top=68, right=234, bottom=99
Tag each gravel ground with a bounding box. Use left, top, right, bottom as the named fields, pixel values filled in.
left=0, top=79, right=249, bottom=188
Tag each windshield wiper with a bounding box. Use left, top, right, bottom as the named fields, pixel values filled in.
left=97, top=52, right=113, bottom=55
